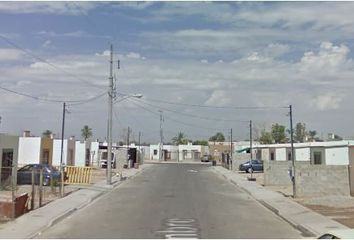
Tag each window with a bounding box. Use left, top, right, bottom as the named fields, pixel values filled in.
left=288, top=152, right=292, bottom=161
left=154, top=150, right=158, bottom=155
left=2, top=149, right=13, bottom=167
left=314, top=152, right=322, bottom=165
left=270, top=152, right=275, bottom=161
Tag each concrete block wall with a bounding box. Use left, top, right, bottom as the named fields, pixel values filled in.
left=232, top=153, right=250, bottom=171
left=295, top=165, right=350, bottom=197
left=263, top=161, right=293, bottom=186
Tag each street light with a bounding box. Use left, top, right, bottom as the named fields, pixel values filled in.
left=106, top=93, right=143, bottom=184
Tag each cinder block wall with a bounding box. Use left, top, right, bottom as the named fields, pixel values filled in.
left=263, top=161, right=293, bottom=186
left=232, top=154, right=250, bottom=171
left=295, top=165, right=350, bottom=197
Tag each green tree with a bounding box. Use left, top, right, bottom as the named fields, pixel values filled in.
left=294, top=122, right=307, bottom=143
left=209, top=132, right=225, bottom=142
left=192, top=140, right=208, bottom=146
left=42, top=130, right=52, bottom=138
left=271, top=123, right=286, bottom=143
left=308, top=130, right=317, bottom=141
left=259, top=130, right=274, bottom=144
left=172, top=132, right=188, bottom=145
left=81, top=125, right=93, bottom=141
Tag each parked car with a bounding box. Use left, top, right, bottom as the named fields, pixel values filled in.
left=239, top=160, right=263, bottom=173
left=17, top=164, right=61, bottom=186
left=201, top=154, right=211, bottom=162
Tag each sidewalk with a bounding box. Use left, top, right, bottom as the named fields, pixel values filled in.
left=213, top=166, right=349, bottom=237
left=0, top=164, right=152, bottom=239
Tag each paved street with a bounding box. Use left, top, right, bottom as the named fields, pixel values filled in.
left=37, top=163, right=303, bottom=239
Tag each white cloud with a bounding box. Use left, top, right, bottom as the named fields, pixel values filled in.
left=42, top=40, right=52, bottom=48
left=0, top=2, right=99, bottom=15
left=299, top=42, right=350, bottom=71
left=38, top=30, right=85, bottom=38
left=205, top=90, right=232, bottom=106
left=126, top=52, right=145, bottom=60
left=310, top=94, right=343, bottom=111
left=0, top=48, right=24, bottom=61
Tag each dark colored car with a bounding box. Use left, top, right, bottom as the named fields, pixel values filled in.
left=17, top=164, right=61, bottom=186
left=201, top=155, right=211, bottom=162
left=239, top=160, right=263, bottom=173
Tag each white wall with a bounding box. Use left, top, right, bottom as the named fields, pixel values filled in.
left=75, top=141, right=86, bottom=167
left=149, top=145, right=159, bottom=160
left=295, top=148, right=311, bottom=161
left=18, top=137, right=41, bottom=165
left=325, top=147, right=349, bottom=165
left=52, top=139, right=67, bottom=166
left=261, top=149, right=269, bottom=161
left=275, top=148, right=286, bottom=161
left=178, top=144, right=202, bottom=160
left=90, top=141, right=99, bottom=165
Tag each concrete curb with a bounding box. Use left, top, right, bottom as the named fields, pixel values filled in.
left=213, top=166, right=348, bottom=237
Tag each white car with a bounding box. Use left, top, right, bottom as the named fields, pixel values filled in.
left=318, top=229, right=354, bottom=239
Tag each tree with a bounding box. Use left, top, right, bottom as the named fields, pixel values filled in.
left=172, top=132, right=188, bottom=145
left=271, top=123, right=286, bottom=143
left=42, top=130, right=52, bottom=138
left=209, top=132, right=225, bottom=142
left=81, top=125, right=93, bottom=140
left=308, top=130, right=317, bottom=142
left=294, top=122, right=307, bottom=143
left=192, top=140, right=208, bottom=146
left=259, top=130, right=273, bottom=144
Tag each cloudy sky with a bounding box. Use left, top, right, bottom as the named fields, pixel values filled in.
left=1, top=1, right=354, bottom=143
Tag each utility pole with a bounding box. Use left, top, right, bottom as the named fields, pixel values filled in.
left=289, top=105, right=296, bottom=198
left=60, top=102, right=66, bottom=197
left=127, top=126, right=130, bottom=167
left=250, top=120, right=253, bottom=179
left=138, top=131, right=141, bottom=164
left=230, top=128, right=233, bottom=170
left=159, top=110, right=164, bottom=161
left=107, top=44, right=113, bottom=185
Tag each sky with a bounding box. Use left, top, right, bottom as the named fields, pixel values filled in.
left=1, top=1, right=354, bottom=143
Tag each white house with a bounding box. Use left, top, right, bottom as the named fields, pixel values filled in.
left=149, top=144, right=178, bottom=161
left=255, top=141, right=354, bottom=165
left=178, top=143, right=209, bottom=161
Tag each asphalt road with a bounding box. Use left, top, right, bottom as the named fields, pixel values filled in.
left=38, top=163, right=303, bottom=239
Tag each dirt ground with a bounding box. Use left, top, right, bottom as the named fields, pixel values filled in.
left=0, top=167, right=111, bottom=222
left=236, top=170, right=354, bottom=228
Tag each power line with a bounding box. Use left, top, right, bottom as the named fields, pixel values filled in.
left=117, top=92, right=287, bottom=110
left=0, top=34, right=106, bottom=90
left=125, top=97, right=229, bottom=131
left=128, top=96, right=249, bottom=123
left=0, top=84, right=107, bottom=103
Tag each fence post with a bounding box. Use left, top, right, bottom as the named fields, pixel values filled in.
left=39, top=168, right=43, bottom=207
left=31, top=168, right=35, bottom=210
left=11, top=166, right=16, bottom=219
